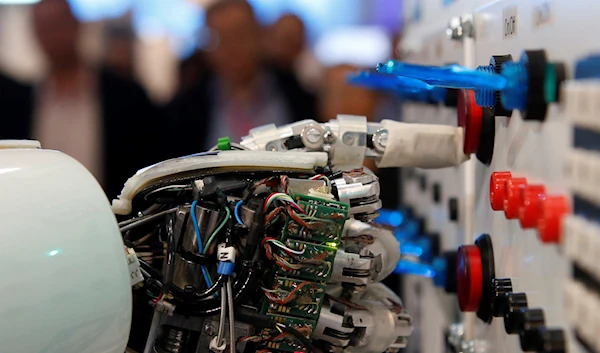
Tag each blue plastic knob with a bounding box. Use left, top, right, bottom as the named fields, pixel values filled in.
left=501, top=61, right=528, bottom=111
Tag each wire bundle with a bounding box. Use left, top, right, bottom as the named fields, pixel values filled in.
left=261, top=281, right=315, bottom=305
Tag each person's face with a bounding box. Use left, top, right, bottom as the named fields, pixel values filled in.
left=267, top=16, right=304, bottom=67
left=205, top=5, right=260, bottom=85
left=32, top=0, right=80, bottom=69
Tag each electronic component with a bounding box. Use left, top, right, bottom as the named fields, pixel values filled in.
left=262, top=277, right=327, bottom=320
left=275, top=240, right=337, bottom=282
left=260, top=315, right=317, bottom=352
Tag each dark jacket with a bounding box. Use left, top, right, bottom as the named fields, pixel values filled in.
left=167, top=67, right=317, bottom=157
left=0, top=69, right=163, bottom=199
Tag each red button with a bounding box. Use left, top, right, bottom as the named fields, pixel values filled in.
left=457, top=90, right=483, bottom=154
left=457, top=244, right=483, bottom=312
left=537, top=195, right=570, bottom=243
left=490, top=171, right=512, bottom=211
left=504, top=177, right=528, bottom=219
left=519, top=185, right=546, bottom=229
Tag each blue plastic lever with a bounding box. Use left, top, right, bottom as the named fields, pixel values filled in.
left=376, top=61, right=507, bottom=91
left=394, top=259, right=436, bottom=278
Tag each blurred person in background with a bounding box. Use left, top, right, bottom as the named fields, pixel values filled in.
left=263, top=13, right=323, bottom=94
left=0, top=0, right=162, bottom=199
left=103, top=19, right=136, bottom=81
left=168, top=0, right=317, bottom=155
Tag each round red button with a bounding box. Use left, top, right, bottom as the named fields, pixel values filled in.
left=537, top=195, right=570, bottom=243
left=457, top=244, right=483, bottom=312
left=519, top=185, right=546, bottom=229
left=457, top=90, right=483, bottom=154
left=490, top=171, right=512, bottom=211
left=504, top=177, right=528, bottom=219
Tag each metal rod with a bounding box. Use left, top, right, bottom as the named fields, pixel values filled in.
left=216, top=286, right=227, bottom=346
left=143, top=308, right=164, bottom=353
left=227, top=277, right=235, bottom=353
left=119, top=208, right=178, bottom=232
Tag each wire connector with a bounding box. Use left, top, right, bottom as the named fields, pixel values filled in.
left=217, top=243, right=236, bottom=275
left=153, top=300, right=176, bottom=316
left=125, top=247, right=144, bottom=287
left=209, top=336, right=227, bottom=353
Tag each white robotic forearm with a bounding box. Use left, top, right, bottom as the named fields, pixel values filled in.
left=240, top=115, right=469, bottom=169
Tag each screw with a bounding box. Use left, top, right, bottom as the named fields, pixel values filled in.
left=204, top=324, right=215, bottom=336
left=323, top=131, right=335, bottom=143
left=265, top=142, right=278, bottom=151
left=342, top=133, right=355, bottom=146
left=305, top=128, right=322, bottom=144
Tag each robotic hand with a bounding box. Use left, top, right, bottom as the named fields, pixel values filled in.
left=108, top=115, right=468, bottom=353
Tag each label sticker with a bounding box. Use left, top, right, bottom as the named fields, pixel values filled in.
left=503, top=5, right=518, bottom=39
left=532, top=0, right=554, bottom=29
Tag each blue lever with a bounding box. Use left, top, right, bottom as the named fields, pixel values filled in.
left=394, top=259, right=436, bottom=278
left=348, top=71, right=448, bottom=103
left=394, top=218, right=420, bottom=242
left=376, top=61, right=507, bottom=91
left=376, top=209, right=405, bottom=228
left=400, top=238, right=433, bottom=262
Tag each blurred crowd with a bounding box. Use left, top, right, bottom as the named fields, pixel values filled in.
left=0, top=0, right=401, bottom=205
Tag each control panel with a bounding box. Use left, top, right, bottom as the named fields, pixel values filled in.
left=391, top=1, right=600, bottom=353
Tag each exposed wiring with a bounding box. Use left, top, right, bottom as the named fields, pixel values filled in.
left=262, top=237, right=306, bottom=255
left=264, top=193, right=305, bottom=214
left=119, top=207, right=178, bottom=232
left=262, top=281, right=315, bottom=305
left=234, top=200, right=244, bottom=225
left=203, top=206, right=231, bottom=253
left=190, top=200, right=213, bottom=288
left=309, top=174, right=330, bottom=186
left=144, top=184, right=192, bottom=200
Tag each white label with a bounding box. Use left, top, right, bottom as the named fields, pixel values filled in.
left=532, top=0, right=554, bottom=28
left=503, top=5, right=518, bottom=39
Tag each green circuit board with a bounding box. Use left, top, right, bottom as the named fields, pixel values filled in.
left=275, top=240, right=337, bottom=282
left=261, top=276, right=326, bottom=320
left=260, top=314, right=317, bottom=352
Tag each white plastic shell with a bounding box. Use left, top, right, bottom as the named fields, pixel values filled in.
left=377, top=120, right=469, bottom=168
left=112, top=151, right=328, bottom=215
left=0, top=145, right=131, bottom=353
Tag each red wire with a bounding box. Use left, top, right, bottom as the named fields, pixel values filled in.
left=264, top=281, right=314, bottom=305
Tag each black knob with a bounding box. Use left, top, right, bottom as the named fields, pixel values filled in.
left=433, top=183, right=442, bottom=204
left=419, top=175, right=427, bottom=191
left=443, top=251, right=458, bottom=293
left=518, top=308, right=546, bottom=351
left=448, top=198, right=459, bottom=222
left=491, top=278, right=513, bottom=317
left=504, top=293, right=529, bottom=334
left=520, top=327, right=564, bottom=353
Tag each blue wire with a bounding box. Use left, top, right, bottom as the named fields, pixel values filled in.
left=190, top=200, right=213, bottom=287
left=234, top=200, right=244, bottom=225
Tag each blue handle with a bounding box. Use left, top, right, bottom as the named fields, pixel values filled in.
left=376, top=61, right=507, bottom=91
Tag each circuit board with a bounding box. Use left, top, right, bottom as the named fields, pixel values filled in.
left=275, top=240, right=337, bottom=282
left=259, top=191, right=347, bottom=352
left=261, top=277, right=327, bottom=320
left=260, top=314, right=317, bottom=352
left=283, top=194, right=348, bottom=244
